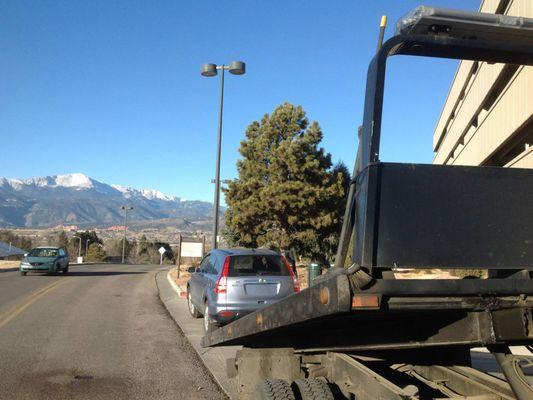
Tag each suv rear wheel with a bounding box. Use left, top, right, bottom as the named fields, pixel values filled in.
left=187, top=289, right=201, bottom=318
left=203, top=302, right=215, bottom=333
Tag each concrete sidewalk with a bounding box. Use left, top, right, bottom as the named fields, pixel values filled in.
left=156, top=269, right=240, bottom=399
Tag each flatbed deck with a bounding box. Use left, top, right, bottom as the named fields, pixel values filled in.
left=203, top=271, right=533, bottom=350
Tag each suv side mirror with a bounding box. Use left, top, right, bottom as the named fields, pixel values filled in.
left=187, top=266, right=197, bottom=273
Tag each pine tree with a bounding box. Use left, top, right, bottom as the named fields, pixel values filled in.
left=86, top=243, right=107, bottom=262
left=224, top=103, right=349, bottom=265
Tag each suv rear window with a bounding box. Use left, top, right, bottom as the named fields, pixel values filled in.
left=228, top=255, right=289, bottom=277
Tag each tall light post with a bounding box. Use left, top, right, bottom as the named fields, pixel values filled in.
left=121, top=206, right=133, bottom=264
left=72, top=235, right=82, bottom=259
left=85, top=239, right=90, bottom=256
left=201, top=61, right=245, bottom=249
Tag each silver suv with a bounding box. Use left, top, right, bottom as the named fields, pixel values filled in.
left=187, top=249, right=300, bottom=332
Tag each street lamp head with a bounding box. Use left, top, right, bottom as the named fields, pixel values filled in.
left=228, top=61, right=245, bottom=75
left=201, top=63, right=217, bottom=77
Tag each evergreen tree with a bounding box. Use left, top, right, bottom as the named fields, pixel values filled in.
left=106, top=238, right=132, bottom=259
left=86, top=243, right=107, bottom=262
left=224, top=103, right=349, bottom=265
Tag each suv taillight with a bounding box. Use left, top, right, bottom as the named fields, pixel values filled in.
left=214, top=256, right=230, bottom=294
left=282, top=256, right=300, bottom=292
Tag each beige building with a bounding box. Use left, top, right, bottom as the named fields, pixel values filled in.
left=433, top=0, right=532, bottom=168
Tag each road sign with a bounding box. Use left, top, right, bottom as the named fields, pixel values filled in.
left=158, top=246, right=166, bottom=255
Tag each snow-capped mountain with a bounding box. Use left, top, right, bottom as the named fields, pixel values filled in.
left=110, top=184, right=177, bottom=202
left=0, top=173, right=214, bottom=228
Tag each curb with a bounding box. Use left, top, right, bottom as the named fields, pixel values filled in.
left=166, top=271, right=188, bottom=298
left=0, top=268, right=18, bottom=273
left=156, top=269, right=239, bottom=399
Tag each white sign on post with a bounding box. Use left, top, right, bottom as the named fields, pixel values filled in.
left=158, top=246, right=166, bottom=265
left=180, top=242, right=203, bottom=258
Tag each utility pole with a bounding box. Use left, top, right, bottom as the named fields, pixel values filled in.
left=176, top=234, right=182, bottom=278
left=121, top=206, right=133, bottom=264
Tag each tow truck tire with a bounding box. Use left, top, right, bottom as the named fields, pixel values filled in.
left=292, top=378, right=334, bottom=400
left=254, top=379, right=296, bottom=400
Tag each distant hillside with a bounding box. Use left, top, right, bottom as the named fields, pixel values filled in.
left=0, top=173, right=217, bottom=229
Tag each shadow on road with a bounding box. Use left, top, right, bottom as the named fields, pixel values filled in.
left=22, top=271, right=147, bottom=277
left=66, top=271, right=147, bottom=277
left=69, top=271, right=146, bottom=276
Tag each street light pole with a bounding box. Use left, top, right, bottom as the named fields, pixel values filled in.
left=212, top=66, right=225, bottom=251
left=85, top=239, right=90, bottom=256
left=121, top=206, right=133, bottom=264
left=201, top=61, right=245, bottom=250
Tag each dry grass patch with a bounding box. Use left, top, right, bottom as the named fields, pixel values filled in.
left=170, top=265, right=192, bottom=289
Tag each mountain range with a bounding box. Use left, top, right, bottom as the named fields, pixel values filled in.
left=0, top=173, right=215, bottom=229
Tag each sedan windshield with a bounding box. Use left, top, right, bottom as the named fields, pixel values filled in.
left=28, top=248, right=58, bottom=257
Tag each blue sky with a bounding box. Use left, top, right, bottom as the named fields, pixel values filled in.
left=1, top=0, right=479, bottom=202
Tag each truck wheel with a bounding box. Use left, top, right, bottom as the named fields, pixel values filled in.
left=292, top=378, right=334, bottom=400
left=254, top=379, right=295, bottom=400
left=187, top=289, right=201, bottom=318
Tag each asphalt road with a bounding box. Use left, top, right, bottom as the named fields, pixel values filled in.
left=0, top=264, right=227, bottom=400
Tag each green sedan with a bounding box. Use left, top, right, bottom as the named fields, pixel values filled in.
left=19, top=247, right=69, bottom=276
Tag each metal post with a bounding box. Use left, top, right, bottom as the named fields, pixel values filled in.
left=202, top=234, right=206, bottom=256
left=85, top=239, right=90, bottom=256
left=176, top=234, right=182, bottom=279
left=334, top=127, right=362, bottom=269
left=376, top=15, right=387, bottom=52
left=212, top=67, right=225, bottom=250
left=334, top=16, right=387, bottom=270
left=121, top=207, right=131, bottom=264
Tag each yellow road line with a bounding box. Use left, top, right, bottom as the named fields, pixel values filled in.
left=0, top=279, right=69, bottom=329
